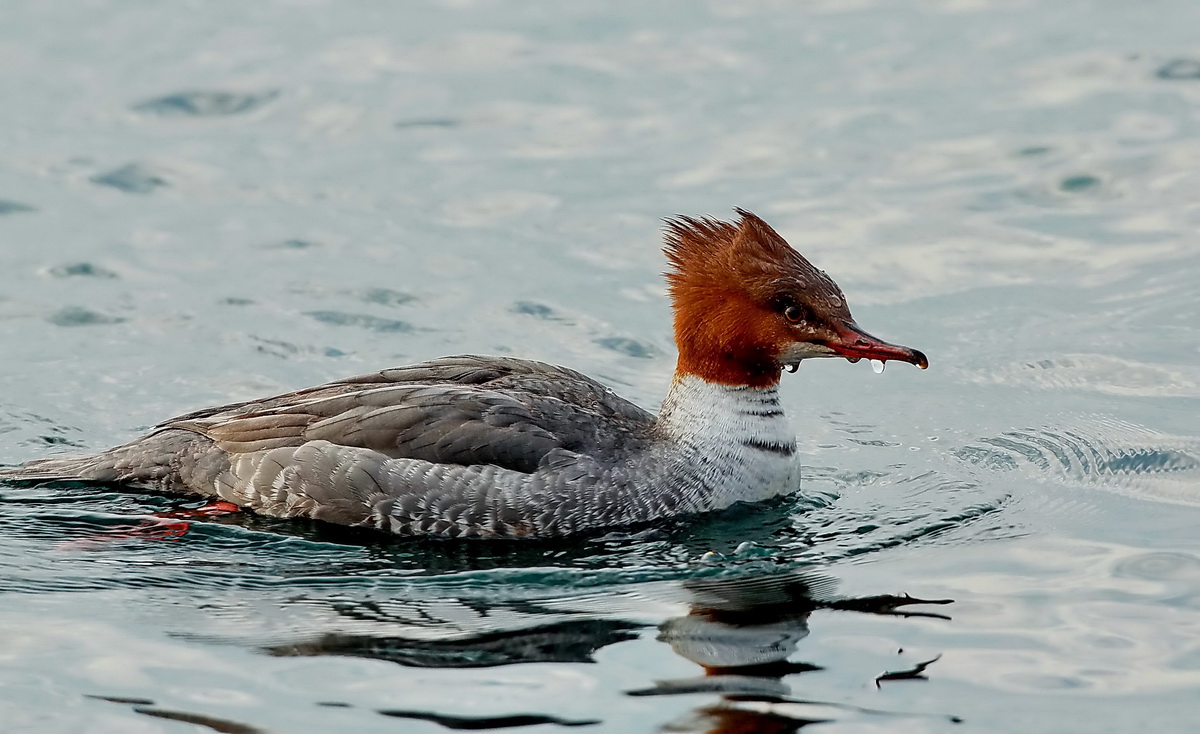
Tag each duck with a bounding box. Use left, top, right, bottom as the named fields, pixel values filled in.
left=0, top=210, right=927, bottom=538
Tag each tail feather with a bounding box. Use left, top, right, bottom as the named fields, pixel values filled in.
left=0, top=429, right=227, bottom=496
left=0, top=453, right=123, bottom=483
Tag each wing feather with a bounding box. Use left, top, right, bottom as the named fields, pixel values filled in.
left=158, top=355, right=652, bottom=476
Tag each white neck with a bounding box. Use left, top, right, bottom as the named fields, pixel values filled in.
left=653, top=374, right=801, bottom=509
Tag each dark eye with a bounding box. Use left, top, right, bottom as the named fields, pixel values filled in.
left=782, top=304, right=808, bottom=324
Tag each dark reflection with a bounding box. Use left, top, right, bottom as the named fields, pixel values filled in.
left=261, top=568, right=952, bottom=731
left=625, top=572, right=952, bottom=732
left=86, top=695, right=268, bottom=733
left=85, top=694, right=155, bottom=705
left=268, top=618, right=642, bottom=668
left=875, top=654, right=942, bottom=687
left=378, top=710, right=600, bottom=729
left=134, top=707, right=267, bottom=734
left=664, top=705, right=827, bottom=734
left=629, top=572, right=837, bottom=700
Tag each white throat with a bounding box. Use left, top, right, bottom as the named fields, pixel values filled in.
left=655, top=375, right=801, bottom=509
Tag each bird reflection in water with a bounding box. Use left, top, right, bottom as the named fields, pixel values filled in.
left=628, top=572, right=953, bottom=732
left=264, top=569, right=953, bottom=732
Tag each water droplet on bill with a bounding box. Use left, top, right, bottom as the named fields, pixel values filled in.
left=871, top=360, right=886, bottom=374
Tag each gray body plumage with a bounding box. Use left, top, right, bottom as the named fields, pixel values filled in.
left=1, top=355, right=801, bottom=538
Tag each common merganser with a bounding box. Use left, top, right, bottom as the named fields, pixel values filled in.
left=1, top=210, right=927, bottom=538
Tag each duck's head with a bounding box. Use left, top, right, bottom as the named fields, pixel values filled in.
left=663, top=209, right=928, bottom=387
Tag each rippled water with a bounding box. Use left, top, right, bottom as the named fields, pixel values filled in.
left=2, top=1, right=1199, bottom=732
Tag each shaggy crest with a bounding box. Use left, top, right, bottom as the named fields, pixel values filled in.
left=662, top=209, right=852, bottom=386
left=663, top=208, right=843, bottom=310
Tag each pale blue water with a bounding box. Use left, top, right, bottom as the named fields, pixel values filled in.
left=2, top=1, right=1199, bottom=732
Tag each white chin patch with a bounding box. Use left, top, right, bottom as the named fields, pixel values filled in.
left=779, top=343, right=837, bottom=366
